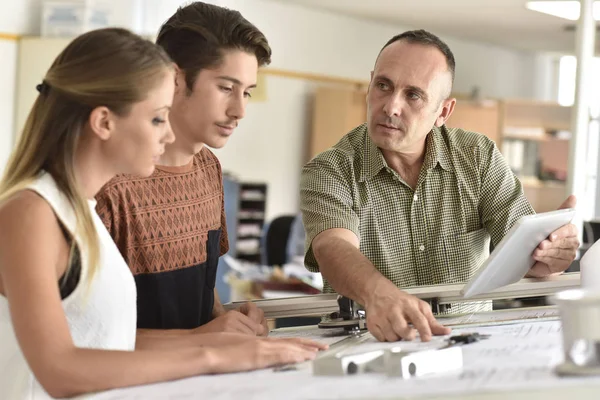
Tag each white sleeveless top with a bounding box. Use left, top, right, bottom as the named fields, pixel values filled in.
left=0, top=173, right=137, bottom=399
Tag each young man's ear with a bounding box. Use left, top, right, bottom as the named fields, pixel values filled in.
left=88, top=106, right=114, bottom=141
left=173, top=64, right=187, bottom=95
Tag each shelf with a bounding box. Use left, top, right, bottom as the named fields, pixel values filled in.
left=237, top=249, right=261, bottom=256
left=240, top=196, right=266, bottom=202
left=237, top=234, right=263, bottom=239
left=502, top=98, right=571, bottom=108
left=503, top=134, right=570, bottom=142
left=239, top=217, right=265, bottom=222
left=520, top=178, right=566, bottom=189
left=238, top=210, right=265, bottom=219
left=240, top=200, right=266, bottom=205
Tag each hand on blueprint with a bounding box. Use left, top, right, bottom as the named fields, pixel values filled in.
left=238, top=302, right=269, bottom=336
left=210, top=337, right=328, bottom=373
left=364, top=280, right=451, bottom=342
left=194, top=309, right=265, bottom=336
left=528, top=195, right=580, bottom=278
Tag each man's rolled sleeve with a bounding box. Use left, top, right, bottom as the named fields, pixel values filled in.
left=478, top=141, right=535, bottom=247
left=300, top=152, right=359, bottom=273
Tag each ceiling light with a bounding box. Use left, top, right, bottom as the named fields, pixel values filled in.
left=525, top=1, right=600, bottom=21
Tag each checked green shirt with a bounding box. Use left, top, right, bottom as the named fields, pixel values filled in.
left=300, top=123, right=535, bottom=314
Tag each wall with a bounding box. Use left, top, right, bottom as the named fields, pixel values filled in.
left=0, top=40, right=16, bottom=176
left=204, top=0, right=541, bottom=220
left=533, top=52, right=561, bottom=102
left=147, top=0, right=538, bottom=98
left=0, top=0, right=40, bottom=34
left=2, top=0, right=547, bottom=221
left=0, top=1, right=38, bottom=175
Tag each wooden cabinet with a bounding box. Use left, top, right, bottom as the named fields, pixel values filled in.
left=309, top=90, right=572, bottom=213
left=309, top=86, right=366, bottom=160
left=447, top=98, right=572, bottom=213
left=446, top=100, right=500, bottom=145
left=499, top=100, right=571, bottom=212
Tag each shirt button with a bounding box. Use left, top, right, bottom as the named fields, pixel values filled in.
left=419, top=245, right=425, bottom=251
left=413, top=194, right=418, bottom=201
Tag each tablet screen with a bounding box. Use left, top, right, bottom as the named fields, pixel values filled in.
left=461, top=208, right=576, bottom=298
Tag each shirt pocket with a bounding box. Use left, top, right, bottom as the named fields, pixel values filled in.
left=442, top=228, right=490, bottom=284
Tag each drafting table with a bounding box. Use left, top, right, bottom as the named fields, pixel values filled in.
left=93, top=273, right=600, bottom=399
left=222, top=273, right=581, bottom=317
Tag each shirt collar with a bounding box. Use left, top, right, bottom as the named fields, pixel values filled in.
left=360, top=125, right=452, bottom=182
left=423, top=125, right=452, bottom=173
left=359, top=126, right=388, bottom=182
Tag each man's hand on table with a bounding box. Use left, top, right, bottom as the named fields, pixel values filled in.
left=364, top=280, right=451, bottom=342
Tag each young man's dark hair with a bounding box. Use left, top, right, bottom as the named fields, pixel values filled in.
left=157, top=2, right=272, bottom=93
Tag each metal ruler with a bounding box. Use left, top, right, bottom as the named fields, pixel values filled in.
left=224, top=273, right=580, bottom=319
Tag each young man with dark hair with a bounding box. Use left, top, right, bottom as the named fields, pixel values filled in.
left=96, top=2, right=272, bottom=339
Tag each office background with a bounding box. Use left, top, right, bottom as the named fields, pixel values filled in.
left=1, top=1, right=598, bottom=302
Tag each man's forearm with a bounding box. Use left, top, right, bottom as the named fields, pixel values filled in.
left=313, top=235, right=393, bottom=306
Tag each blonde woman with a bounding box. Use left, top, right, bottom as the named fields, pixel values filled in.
left=0, top=28, right=324, bottom=400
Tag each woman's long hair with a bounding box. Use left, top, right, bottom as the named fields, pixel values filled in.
left=0, top=28, right=172, bottom=282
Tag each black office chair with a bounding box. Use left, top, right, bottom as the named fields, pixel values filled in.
left=263, top=215, right=296, bottom=266
left=262, top=214, right=321, bottom=328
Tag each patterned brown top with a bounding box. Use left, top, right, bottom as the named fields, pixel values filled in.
left=95, top=148, right=229, bottom=275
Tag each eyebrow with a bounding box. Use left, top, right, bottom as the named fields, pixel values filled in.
left=405, top=85, right=428, bottom=100
left=373, top=74, right=429, bottom=100
left=373, top=74, right=394, bottom=87
left=154, top=105, right=171, bottom=111
left=216, top=75, right=257, bottom=89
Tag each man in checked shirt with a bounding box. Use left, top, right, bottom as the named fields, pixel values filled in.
left=300, top=29, right=579, bottom=343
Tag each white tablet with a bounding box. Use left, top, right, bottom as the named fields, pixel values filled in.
left=461, top=208, right=576, bottom=298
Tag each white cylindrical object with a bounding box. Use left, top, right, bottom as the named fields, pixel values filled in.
left=581, top=239, right=600, bottom=290
left=551, top=288, right=600, bottom=373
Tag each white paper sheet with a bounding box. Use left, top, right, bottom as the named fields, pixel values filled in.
left=438, top=306, right=560, bottom=327
left=94, top=316, right=600, bottom=400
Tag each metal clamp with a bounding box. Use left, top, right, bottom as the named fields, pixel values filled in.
left=312, top=332, right=487, bottom=377
left=312, top=344, right=464, bottom=377
left=385, top=346, right=463, bottom=378
left=430, top=297, right=451, bottom=314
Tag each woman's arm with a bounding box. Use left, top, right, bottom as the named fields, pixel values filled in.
left=0, top=192, right=324, bottom=399
left=135, top=330, right=256, bottom=350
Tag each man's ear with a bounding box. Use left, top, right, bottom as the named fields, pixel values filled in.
left=88, top=106, right=113, bottom=141
left=173, top=64, right=186, bottom=96
left=434, top=98, right=456, bottom=128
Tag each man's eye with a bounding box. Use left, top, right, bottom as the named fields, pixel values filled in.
left=377, top=82, right=390, bottom=91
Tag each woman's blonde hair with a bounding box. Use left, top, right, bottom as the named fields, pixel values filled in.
left=0, top=28, right=172, bottom=282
